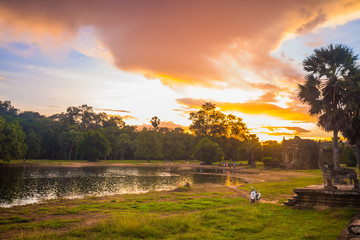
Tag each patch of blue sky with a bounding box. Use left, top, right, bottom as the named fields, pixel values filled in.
left=0, top=42, right=108, bottom=85
left=317, top=18, right=360, bottom=53
left=275, top=18, right=360, bottom=66
left=0, top=46, right=39, bottom=72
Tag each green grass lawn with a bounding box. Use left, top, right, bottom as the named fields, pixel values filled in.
left=0, top=161, right=357, bottom=239
left=238, top=169, right=324, bottom=203
left=9, top=192, right=356, bottom=240
left=59, top=201, right=355, bottom=240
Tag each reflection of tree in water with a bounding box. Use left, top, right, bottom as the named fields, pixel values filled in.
left=224, top=175, right=244, bottom=186
left=0, top=166, right=245, bottom=207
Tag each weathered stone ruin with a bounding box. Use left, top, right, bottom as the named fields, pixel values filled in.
left=284, top=185, right=360, bottom=208
left=281, top=136, right=319, bottom=169
left=263, top=136, right=319, bottom=169
left=339, top=212, right=360, bottom=240
left=284, top=142, right=360, bottom=209
left=318, top=143, right=358, bottom=187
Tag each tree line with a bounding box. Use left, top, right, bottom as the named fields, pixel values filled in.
left=0, top=100, right=271, bottom=164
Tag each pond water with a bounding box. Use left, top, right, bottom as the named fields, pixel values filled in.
left=0, top=166, right=245, bottom=207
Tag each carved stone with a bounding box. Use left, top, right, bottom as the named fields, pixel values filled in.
left=280, top=136, right=319, bottom=170
left=318, top=143, right=358, bottom=189
left=292, top=185, right=360, bottom=208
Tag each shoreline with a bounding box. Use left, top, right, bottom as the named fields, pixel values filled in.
left=0, top=162, right=350, bottom=240
left=0, top=160, right=250, bottom=170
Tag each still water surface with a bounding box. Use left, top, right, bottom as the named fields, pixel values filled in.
left=0, top=166, right=244, bottom=207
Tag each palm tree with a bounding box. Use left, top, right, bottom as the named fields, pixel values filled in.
left=298, top=44, right=358, bottom=170
left=150, top=116, right=161, bottom=129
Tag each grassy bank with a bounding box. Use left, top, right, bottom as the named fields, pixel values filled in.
left=0, top=162, right=357, bottom=239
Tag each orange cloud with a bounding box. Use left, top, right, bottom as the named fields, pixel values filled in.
left=295, top=11, right=327, bottom=35
left=176, top=97, right=315, bottom=122
left=263, top=126, right=310, bottom=134
left=47, top=105, right=60, bottom=109
left=121, top=115, right=138, bottom=121
left=219, top=102, right=314, bottom=122
left=158, top=121, right=183, bottom=129
left=135, top=121, right=185, bottom=130
left=1, top=0, right=360, bottom=89
left=95, top=108, right=131, bottom=113
left=265, top=132, right=296, bottom=136
left=258, top=92, right=277, bottom=103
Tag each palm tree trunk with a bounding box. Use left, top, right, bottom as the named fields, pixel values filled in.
left=356, top=145, right=360, bottom=172
left=333, top=130, right=342, bottom=170
left=251, top=151, right=256, bottom=168
left=69, top=145, right=73, bottom=160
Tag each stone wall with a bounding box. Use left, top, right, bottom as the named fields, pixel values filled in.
left=292, top=185, right=360, bottom=208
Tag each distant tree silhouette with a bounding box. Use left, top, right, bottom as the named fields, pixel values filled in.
left=0, top=100, right=19, bottom=117
left=189, top=102, right=248, bottom=140
left=150, top=116, right=160, bottom=129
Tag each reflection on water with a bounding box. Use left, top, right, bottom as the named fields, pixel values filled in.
left=0, top=166, right=244, bottom=207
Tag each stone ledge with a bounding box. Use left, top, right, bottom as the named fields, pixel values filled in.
left=292, top=185, right=360, bottom=208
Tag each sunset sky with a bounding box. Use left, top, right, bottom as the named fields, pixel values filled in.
left=1, top=0, right=360, bottom=141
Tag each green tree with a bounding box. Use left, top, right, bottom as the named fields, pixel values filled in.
left=262, top=140, right=281, bottom=162
left=100, top=116, right=125, bottom=160
left=189, top=102, right=248, bottom=140
left=103, top=115, right=125, bottom=129
left=215, top=136, right=243, bottom=161
left=118, top=133, right=131, bottom=160
left=225, top=114, right=248, bottom=140
left=193, top=138, right=224, bottom=165
left=59, top=130, right=82, bottom=160
left=245, top=134, right=260, bottom=168
left=0, top=116, right=6, bottom=160
left=0, top=100, right=19, bottom=117
left=25, top=130, right=42, bottom=159
left=162, top=128, right=186, bottom=160
left=0, top=118, right=27, bottom=161
left=62, top=105, right=109, bottom=131
left=78, top=130, right=110, bottom=161
left=298, top=44, right=359, bottom=170
left=134, top=129, right=163, bottom=160
left=189, top=102, right=226, bottom=137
